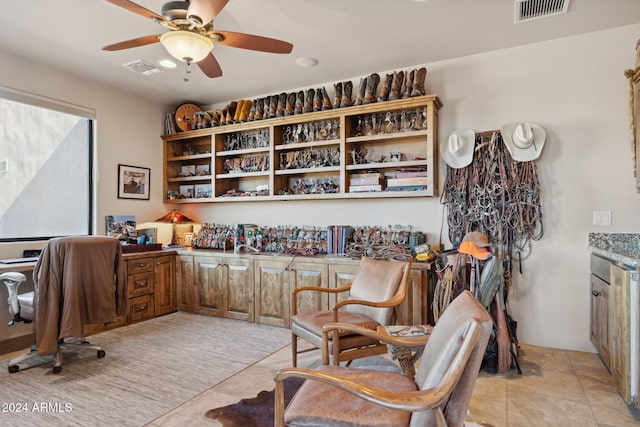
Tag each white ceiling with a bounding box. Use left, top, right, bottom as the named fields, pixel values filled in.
left=0, top=0, right=638, bottom=107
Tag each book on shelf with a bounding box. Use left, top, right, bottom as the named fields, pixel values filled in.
left=350, top=172, right=381, bottom=179
left=349, top=177, right=383, bottom=186
left=386, top=185, right=428, bottom=191
left=395, top=168, right=428, bottom=178
left=387, top=177, right=428, bottom=187
left=349, top=184, right=383, bottom=192
left=326, top=225, right=354, bottom=255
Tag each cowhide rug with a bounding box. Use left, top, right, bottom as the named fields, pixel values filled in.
left=205, top=377, right=304, bottom=427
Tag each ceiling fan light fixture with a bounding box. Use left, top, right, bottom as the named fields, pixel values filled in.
left=160, top=30, right=213, bottom=63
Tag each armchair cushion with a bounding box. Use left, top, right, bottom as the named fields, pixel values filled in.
left=284, top=365, right=416, bottom=427
left=346, top=257, right=406, bottom=325
left=292, top=311, right=379, bottom=337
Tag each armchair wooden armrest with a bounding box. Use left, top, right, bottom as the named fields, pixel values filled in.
left=291, top=282, right=352, bottom=315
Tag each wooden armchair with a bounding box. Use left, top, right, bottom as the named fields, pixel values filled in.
left=275, top=291, right=492, bottom=427
left=290, top=257, right=411, bottom=366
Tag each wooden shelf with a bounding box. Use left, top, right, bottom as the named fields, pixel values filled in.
left=162, top=94, right=441, bottom=202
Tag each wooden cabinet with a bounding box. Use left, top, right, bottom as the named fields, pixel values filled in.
left=193, top=256, right=254, bottom=321
left=590, top=273, right=610, bottom=368
left=610, top=263, right=632, bottom=404
left=176, top=254, right=195, bottom=311
left=154, top=255, right=177, bottom=316
left=254, top=258, right=292, bottom=328
left=126, top=252, right=177, bottom=324
left=162, top=95, right=441, bottom=202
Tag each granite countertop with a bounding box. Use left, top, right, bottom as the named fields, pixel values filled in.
left=588, top=233, right=640, bottom=268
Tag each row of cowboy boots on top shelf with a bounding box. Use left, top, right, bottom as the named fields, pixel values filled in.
left=190, top=67, right=428, bottom=129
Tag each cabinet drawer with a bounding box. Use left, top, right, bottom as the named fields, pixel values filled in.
left=129, top=295, right=155, bottom=323
left=128, top=272, right=154, bottom=298
left=128, top=258, right=153, bottom=275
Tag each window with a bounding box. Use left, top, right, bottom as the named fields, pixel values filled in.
left=0, top=86, right=94, bottom=241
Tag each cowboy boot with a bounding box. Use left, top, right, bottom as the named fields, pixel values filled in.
left=364, top=73, right=380, bottom=104
left=354, top=77, right=367, bottom=106
left=389, top=71, right=404, bottom=100
left=402, top=70, right=414, bottom=98
left=225, top=101, right=237, bottom=124
left=378, top=73, right=393, bottom=102
left=313, top=88, right=323, bottom=112
left=295, top=91, right=304, bottom=114
left=304, top=88, right=315, bottom=113
left=411, top=67, right=427, bottom=97
left=333, top=82, right=342, bottom=109
left=255, top=98, right=264, bottom=120
left=239, top=99, right=252, bottom=122
left=247, top=100, right=256, bottom=122
left=210, top=110, right=220, bottom=126
left=340, top=81, right=353, bottom=108
left=322, top=87, right=332, bottom=110
left=234, top=100, right=245, bottom=122
left=263, top=97, right=270, bottom=119
left=268, top=95, right=277, bottom=118
left=277, top=93, right=287, bottom=117
left=285, top=93, right=296, bottom=116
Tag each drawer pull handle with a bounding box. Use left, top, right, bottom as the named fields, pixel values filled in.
left=134, top=304, right=147, bottom=312
left=138, top=263, right=147, bottom=268
left=592, top=290, right=601, bottom=297
left=134, top=281, right=147, bottom=289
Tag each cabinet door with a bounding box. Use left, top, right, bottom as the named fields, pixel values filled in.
left=291, top=262, right=329, bottom=318
left=225, top=258, right=254, bottom=322
left=254, top=259, right=290, bottom=327
left=176, top=255, right=195, bottom=312
left=610, top=264, right=631, bottom=403
left=590, top=274, right=610, bottom=368
left=154, top=255, right=176, bottom=316
left=398, top=267, right=428, bottom=326
left=194, top=256, right=226, bottom=317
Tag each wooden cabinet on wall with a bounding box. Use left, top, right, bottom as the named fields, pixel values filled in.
left=162, top=95, right=441, bottom=202
left=178, top=250, right=432, bottom=329
left=192, top=256, right=254, bottom=321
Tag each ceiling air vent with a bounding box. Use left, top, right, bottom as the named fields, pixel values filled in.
left=122, top=60, right=165, bottom=76
left=514, top=0, right=569, bottom=23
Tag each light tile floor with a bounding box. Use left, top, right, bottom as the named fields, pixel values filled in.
left=148, top=342, right=640, bottom=426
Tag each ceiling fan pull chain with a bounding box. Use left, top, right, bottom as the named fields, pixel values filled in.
left=184, top=60, right=192, bottom=82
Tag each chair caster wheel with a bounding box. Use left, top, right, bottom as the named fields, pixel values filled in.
left=97, top=350, right=106, bottom=358
left=52, top=366, right=62, bottom=374
left=8, top=365, right=19, bottom=373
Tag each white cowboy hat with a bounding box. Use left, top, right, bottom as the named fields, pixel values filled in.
left=501, top=122, right=546, bottom=162
left=441, top=129, right=475, bottom=169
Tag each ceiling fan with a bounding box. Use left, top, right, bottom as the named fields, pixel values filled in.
left=102, top=0, right=293, bottom=78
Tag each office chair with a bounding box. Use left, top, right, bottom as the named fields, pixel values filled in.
left=3, top=236, right=127, bottom=374
left=290, top=257, right=410, bottom=367
left=275, top=291, right=493, bottom=427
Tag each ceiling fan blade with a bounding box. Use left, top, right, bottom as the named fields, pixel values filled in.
left=188, top=0, right=229, bottom=26
left=197, top=53, right=223, bottom=78
left=105, top=0, right=168, bottom=23
left=102, top=34, right=161, bottom=51
left=213, top=31, right=293, bottom=54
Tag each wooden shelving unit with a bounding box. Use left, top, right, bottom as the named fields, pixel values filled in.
left=162, top=94, right=442, bottom=203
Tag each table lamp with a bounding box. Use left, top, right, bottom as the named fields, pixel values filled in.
left=155, top=209, right=194, bottom=247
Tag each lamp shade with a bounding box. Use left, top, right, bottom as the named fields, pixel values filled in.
left=155, top=209, right=194, bottom=223
left=160, top=31, right=213, bottom=63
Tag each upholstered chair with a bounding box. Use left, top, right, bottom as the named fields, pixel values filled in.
left=290, top=257, right=411, bottom=367
left=275, top=290, right=492, bottom=427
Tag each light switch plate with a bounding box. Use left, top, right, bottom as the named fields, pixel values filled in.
left=593, top=210, right=612, bottom=226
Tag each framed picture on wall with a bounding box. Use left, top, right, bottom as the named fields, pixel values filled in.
left=118, top=164, right=150, bottom=200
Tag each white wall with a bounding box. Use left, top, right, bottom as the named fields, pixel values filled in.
left=1, top=24, right=638, bottom=352
left=184, top=24, right=640, bottom=352
left=0, top=50, right=169, bottom=258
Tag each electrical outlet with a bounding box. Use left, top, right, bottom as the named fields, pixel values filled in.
left=593, top=210, right=612, bottom=226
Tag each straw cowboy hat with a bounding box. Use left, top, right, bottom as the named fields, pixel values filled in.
left=501, top=122, right=546, bottom=162
left=441, top=129, right=475, bottom=169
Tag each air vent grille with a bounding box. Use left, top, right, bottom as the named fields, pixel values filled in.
left=122, top=60, right=165, bottom=76
left=515, top=0, right=569, bottom=23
